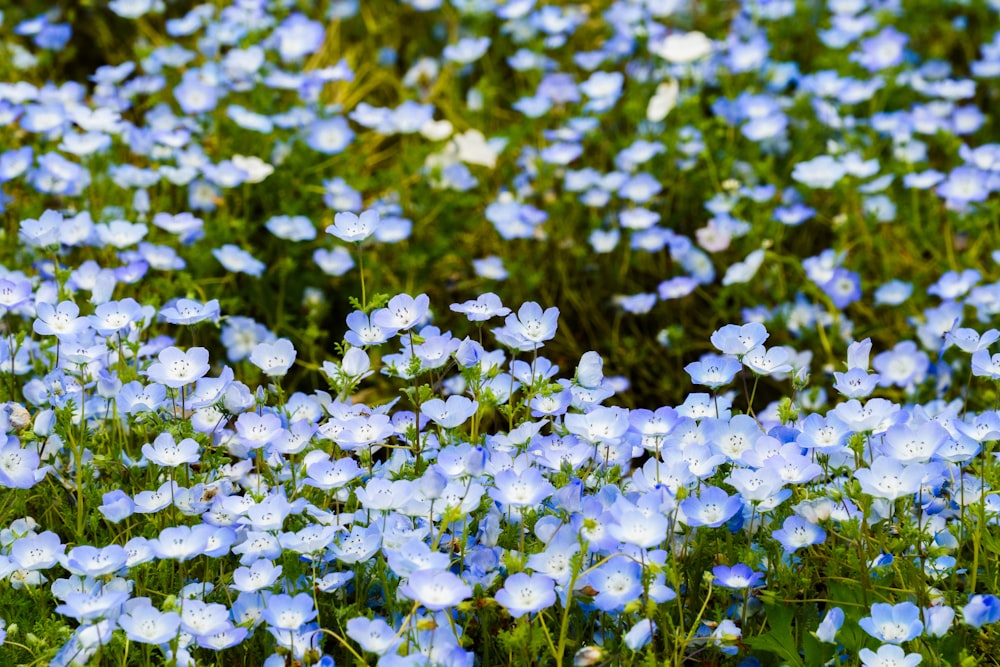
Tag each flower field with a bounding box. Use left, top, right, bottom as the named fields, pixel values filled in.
left=2, top=0, right=1000, bottom=665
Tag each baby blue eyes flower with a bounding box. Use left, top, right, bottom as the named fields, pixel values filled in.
left=141, top=432, right=200, bottom=468
left=326, top=210, right=379, bottom=243
left=679, top=485, right=743, bottom=528
left=443, top=36, right=491, bottom=64
left=473, top=255, right=508, bottom=280
left=963, top=594, right=1000, bottom=628
left=814, top=607, right=844, bottom=643
left=791, top=154, right=848, bottom=189
left=306, top=117, right=354, bottom=154
left=97, top=490, right=135, bottom=523
left=859, top=601, right=923, bottom=643
left=144, top=346, right=211, bottom=388
left=494, top=572, right=557, bottom=618
left=346, top=616, right=401, bottom=656
left=212, top=244, right=266, bottom=277
left=712, top=564, right=764, bottom=589
left=859, top=644, right=923, bottom=667
left=118, top=601, right=181, bottom=645
left=398, top=569, right=472, bottom=611
left=450, top=292, right=511, bottom=321
left=272, top=13, right=327, bottom=63
left=771, top=515, right=826, bottom=553
left=711, top=322, right=769, bottom=356
left=371, top=293, right=430, bottom=331
left=249, top=338, right=297, bottom=377
left=495, top=301, right=559, bottom=349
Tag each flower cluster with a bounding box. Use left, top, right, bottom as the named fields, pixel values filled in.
left=1, top=0, right=1000, bottom=665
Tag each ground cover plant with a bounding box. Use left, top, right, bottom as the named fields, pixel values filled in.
left=3, top=0, right=1000, bottom=665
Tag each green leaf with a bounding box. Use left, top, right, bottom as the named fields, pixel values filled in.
left=745, top=603, right=804, bottom=667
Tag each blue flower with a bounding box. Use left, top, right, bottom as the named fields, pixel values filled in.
left=495, top=572, right=557, bottom=618
left=771, top=515, right=825, bottom=553
left=712, top=564, right=765, bottom=589
left=963, top=594, right=1000, bottom=628
left=815, top=607, right=844, bottom=643
left=858, top=602, right=923, bottom=643
left=398, top=569, right=472, bottom=611
left=859, top=644, right=923, bottom=667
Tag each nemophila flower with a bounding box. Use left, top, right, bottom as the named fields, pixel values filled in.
left=118, top=599, right=180, bottom=645
left=725, top=465, right=786, bottom=504
left=882, top=422, right=950, bottom=463
left=272, top=12, right=326, bottom=61
left=313, top=247, right=355, bottom=276
left=306, top=117, right=354, bottom=154
left=937, top=166, right=990, bottom=207
left=450, top=292, right=511, bottom=321
left=261, top=593, right=317, bottom=630
left=443, top=36, right=491, bottom=64
left=791, top=155, right=847, bottom=189
left=98, top=490, right=135, bottom=523
left=33, top=300, right=89, bottom=341
left=144, top=346, right=210, bottom=388
left=472, top=255, right=508, bottom=280
left=399, top=569, right=472, bottom=611
left=142, top=432, right=200, bottom=468
left=235, top=412, right=283, bottom=450
left=971, top=349, right=1000, bottom=379
left=151, top=524, right=213, bottom=561
left=489, top=467, right=555, bottom=507
left=385, top=540, right=450, bottom=579
left=815, top=607, right=844, bottom=643
left=326, top=210, right=379, bottom=243
left=0, top=441, right=41, bottom=489
left=771, top=515, right=825, bottom=553
left=945, top=327, right=999, bottom=354
left=0, top=277, right=32, bottom=312
left=174, top=74, right=218, bottom=115
left=829, top=398, right=902, bottom=433
left=62, top=544, right=128, bottom=578
left=10, top=530, right=64, bottom=570
left=924, top=604, right=955, bottom=637
left=198, top=624, right=249, bottom=651
left=833, top=368, right=880, bottom=398
left=711, top=322, right=768, bottom=356
left=346, top=616, right=401, bottom=656
left=608, top=506, right=669, bottom=548
left=159, top=298, right=220, bottom=325
left=266, top=215, right=315, bottom=241
left=422, top=395, right=478, bottom=429
left=494, top=572, right=557, bottom=618
left=95, top=219, right=147, bottom=249
left=853, top=26, right=908, bottom=72
left=586, top=557, right=643, bottom=612
left=680, top=485, right=742, bottom=528
left=89, top=298, right=143, bottom=336
left=249, top=338, right=297, bottom=377
left=712, top=564, right=764, bottom=589
left=133, top=480, right=178, bottom=514
left=859, top=602, right=923, bottom=644
left=963, top=594, right=1000, bottom=627
left=742, top=345, right=793, bottom=376
left=821, top=267, right=862, bottom=308
left=371, top=293, right=430, bottom=331
left=859, top=644, right=922, bottom=667
left=871, top=341, right=929, bottom=390
left=0, top=146, right=33, bottom=182
left=496, top=302, right=559, bottom=349
left=565, top=406, right=629, bottom=444
left=855, top=456, right=924, bottom=501
left=212, top=244, right=265, bottom=277
left=55, top=588, right=129, bottom=623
